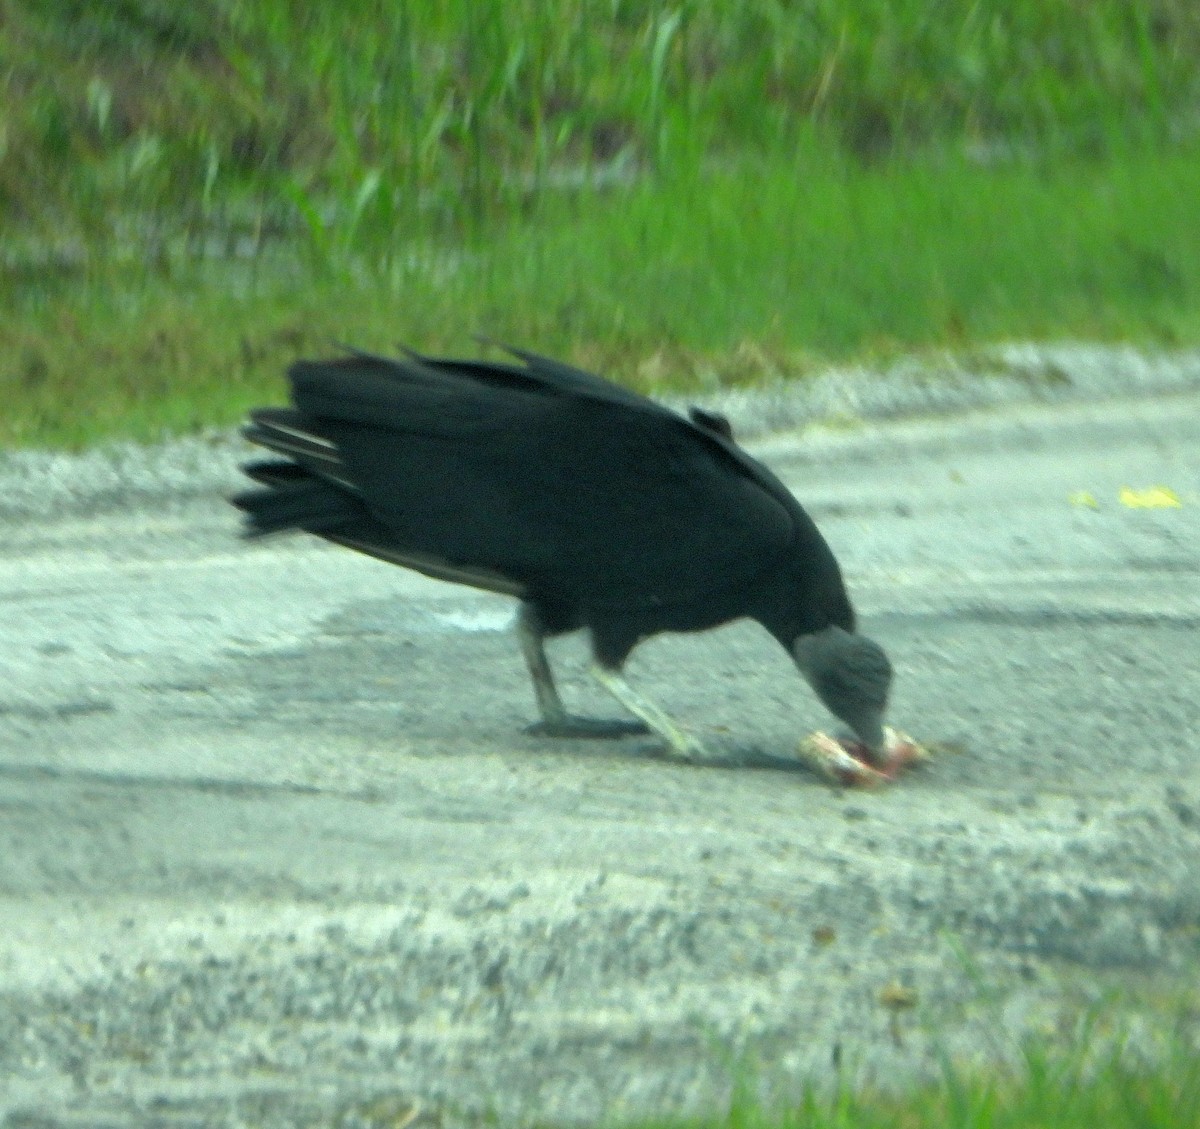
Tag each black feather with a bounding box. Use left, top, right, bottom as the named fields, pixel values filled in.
left=233, top=345, right=889, bottom=744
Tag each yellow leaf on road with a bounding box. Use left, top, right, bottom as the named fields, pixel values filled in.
left=1119, top=485, right=1182, bottom=509
left=1068, top=490, right=1099, bottom=509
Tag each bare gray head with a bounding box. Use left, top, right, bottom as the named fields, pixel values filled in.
left=792, top=626, right=893, bottom=752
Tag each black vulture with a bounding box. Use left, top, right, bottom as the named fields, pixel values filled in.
left=232, top=345, right=893, bottom=761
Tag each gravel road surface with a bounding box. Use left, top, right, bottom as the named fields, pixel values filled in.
left=1, top=346, right=1198, bottom=1127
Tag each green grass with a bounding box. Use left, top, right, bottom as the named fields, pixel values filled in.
left=618, top=987, right=1200, bottom=1129
left=677, top=1054, right=1199, bottom=1129
left=3, top=0, right=1200, bottom=448
left=5, top=0, right=1198, bottom=242
left=5, top=138, right=1197, bottom=448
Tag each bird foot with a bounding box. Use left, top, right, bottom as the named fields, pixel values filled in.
left=525, top=716, right=651, bottom=740
left=797, top=727, right=927, bottom=787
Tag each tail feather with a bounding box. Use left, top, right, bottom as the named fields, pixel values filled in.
left=232, top=471, right=362, bottom=538
left=242, top=409, right=360, bottom=492
left=232, top=465, right=526, bottom=595
left=243, top=408, right=341, bottom=463
left=241, top=459, right=311, bottom=488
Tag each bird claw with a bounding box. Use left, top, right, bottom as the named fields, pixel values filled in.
left=797, top=727, right=927, bottom=787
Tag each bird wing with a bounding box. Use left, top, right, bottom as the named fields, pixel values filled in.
left=395, top=343, right=659, bottom=412
left=305, top=348, right=803, bottom=514
left=244, top=353, right=800, bottom=611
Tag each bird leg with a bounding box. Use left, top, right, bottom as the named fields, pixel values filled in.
left=518, top=607, right=649, bottom=739
left=589, top=664, right=713, bottom=762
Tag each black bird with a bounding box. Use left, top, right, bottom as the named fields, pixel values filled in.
left=232, top=345, right=893, bottom=760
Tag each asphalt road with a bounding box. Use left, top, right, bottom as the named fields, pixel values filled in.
left=1, top=350, right=1198, bottom=1127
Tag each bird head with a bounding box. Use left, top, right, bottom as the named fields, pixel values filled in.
left=792, top=626, right=893, bottom=753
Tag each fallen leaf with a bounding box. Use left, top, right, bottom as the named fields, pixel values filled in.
left=1119, top=485, right=1182, bottom=509
left=1068, top=490, right=1099, bottom=509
